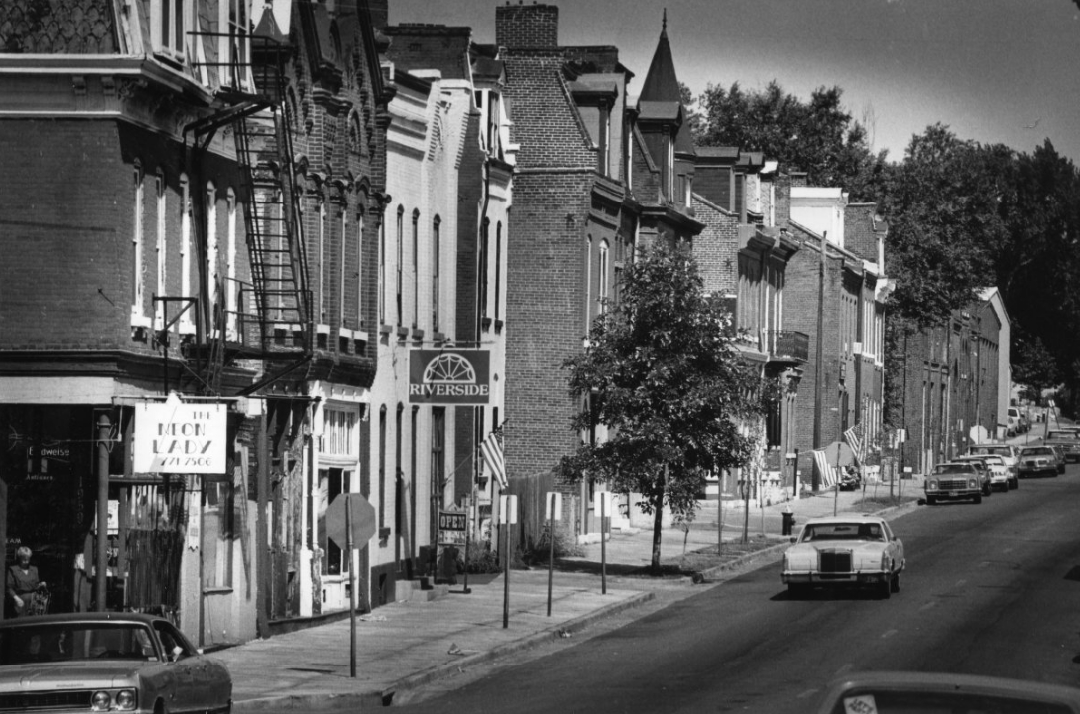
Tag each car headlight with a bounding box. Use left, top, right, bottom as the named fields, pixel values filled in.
left=969, top=479, right=977, bottom=488
left=115, top=690, right=137, bottom=711
left=92, top=692, right=111, bottom=712
left=928, top=480, right=938, bottom=489
left=881, top=552, right=889, bottom=569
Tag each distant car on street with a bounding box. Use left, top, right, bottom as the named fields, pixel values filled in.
left=953, top=454, right=1009, bottom=492
left=925, top=461, right=986, bottom=504
left=1008, top=406, right=1027, bottom=435
left=1044, top=429, right=1080, bottom=462
left=965, top=443, right=1019, bottom=489
left=1018, top=445, right=1059, bottom=478
left=781, top=514, right=904, bottom=600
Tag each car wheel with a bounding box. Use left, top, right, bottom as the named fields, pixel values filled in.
left=926, top=495, right=936, bottom=505
left=879, top=579, right=892, bottom=600
left=1012, top=477, right=1019, bottom=490
left=973, top=494, right=982, bottom=504
left=891, top=573, right=900, bottom=594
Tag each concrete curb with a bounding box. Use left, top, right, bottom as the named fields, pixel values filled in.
left=379, top=591, right=656, bottom=704
left=233, top=691, right=384, bottom=712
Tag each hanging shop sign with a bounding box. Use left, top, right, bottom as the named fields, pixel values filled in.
left=409, top=349, right=491, bottom=405
left=133, top=397, right=227, bottom=474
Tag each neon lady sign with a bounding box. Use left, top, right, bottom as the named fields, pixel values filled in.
left=409, top=350, right=490, bottom=404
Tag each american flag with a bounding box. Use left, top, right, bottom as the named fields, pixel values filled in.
left=843, top=425, right=864, bottom=465
left=479, top=427, right=507, bottom=489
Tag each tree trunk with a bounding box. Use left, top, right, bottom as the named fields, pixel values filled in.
left=650, top=464, right=669, bottom=573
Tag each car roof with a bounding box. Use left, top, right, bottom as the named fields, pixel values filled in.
left=816, top=671, right=1080, bottom=712
left=802, top=514, right=888, bottom=526
left=0, top=612, right=164, bottom=628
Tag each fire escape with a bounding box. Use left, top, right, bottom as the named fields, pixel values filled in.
left=185, top=30, right=313, bottom=396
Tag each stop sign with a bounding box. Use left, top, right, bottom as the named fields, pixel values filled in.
left=325, top=493, right=377, bottom=550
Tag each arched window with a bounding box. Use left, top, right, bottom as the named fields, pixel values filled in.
left=131, top=162, right=144, bottom=319
left=206, top=181, right=218, bottom=324
left=480, top=218, right=490, bottom=320
left=432, top=215, right=440, bottom=332
left=495, top=222, right=502, bottom=322
left=412, top=209, right=420, bottom=329
left=155, top=170, right=166, bottom=327
left=598, top=239, right=609, bottom=313
left=396, top=205, right=404, bottom=326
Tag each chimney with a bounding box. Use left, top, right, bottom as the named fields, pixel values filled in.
left=789, top=171, right=807, bottom=190
left=495, top=2, right=558, bottom=48
left=775, top=173, right=791, bottom=227
left=366, top=0, right=388, bottom=30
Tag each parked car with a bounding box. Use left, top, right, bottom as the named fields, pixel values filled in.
left=925, top=461, right=985, bottom=504
left=1047, top=444, right=1068, bottom=473
left=1044, top=429, right=1080, bottom=462
left=0, top=613, right=231, bottom=714
left=781, top=514, right=904, bottom=600
left=952, top=454, right=1008, bottom=492
left=813, top=671, right=1080, bottom=714
left=1007, top=406, right=1027, bottom=434
left=1017, top=445, right=1059, bottom=478
left=965, top=443, right=1019, bottom=489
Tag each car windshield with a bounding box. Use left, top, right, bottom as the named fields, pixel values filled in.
left=970, top=447, right=1011, bottom=457
left=1046, top=432, right=1078, bottom=441
left=933, top=464, right=975, bottom=475
left=0, top=623, right=158, bottom=665
left=1022, top=448, right=1053, bottom=456
left=801, top=523, right=886, bottom=543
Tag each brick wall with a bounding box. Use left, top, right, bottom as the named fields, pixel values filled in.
left=691, top=195, right=738, bottom=296
left=385, top=26, right=472, bottom=80
left=496, top=3, right=559, bottom=48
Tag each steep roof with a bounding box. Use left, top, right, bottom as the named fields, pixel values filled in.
left=638, top=11, right=681, bottom=104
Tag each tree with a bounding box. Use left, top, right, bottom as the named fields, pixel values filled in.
left=1012, top=335, right=1060, bottom=403
left=878, top=124, right=1002, bottom=325
left=559, top=242, right=763, bottom=572
left=695, top=80, right=889, bottom=200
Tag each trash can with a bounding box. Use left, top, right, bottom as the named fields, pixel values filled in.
left=437, top=545, right=459, bottom=585
left=781, top=509, right=796, bottom=536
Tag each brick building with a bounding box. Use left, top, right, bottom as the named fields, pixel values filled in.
left=0, top=0, right=391, bottom=644
left=893, top=289, right=1008, bottom=475
left=785, top=183, right=891, bottom=487
left=692, top=151, right=805, bottom=508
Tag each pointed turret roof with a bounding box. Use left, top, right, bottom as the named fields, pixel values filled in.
left=253, top=2, right=287, bottom=43
left=639, top=10, right=681, bottom=104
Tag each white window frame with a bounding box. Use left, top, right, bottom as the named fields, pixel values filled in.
left=598, top=239, right=609, bottom=314
left=226, top=188, right=237, bottom=340
left=179, top=174, right=195, bottom=334
left=131, top=163, right=147, bottom=326
left=156, top=172, right=167, bottom=327
left=154, top=0, right=188, bottom=60
left=206, top=181, right=218, bottom=334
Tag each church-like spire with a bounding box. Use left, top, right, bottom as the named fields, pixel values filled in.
left=639, top=11, right=680, bottom=104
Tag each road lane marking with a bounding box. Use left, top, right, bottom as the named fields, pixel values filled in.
left=797, top=689, right=820, bottom=699
left=919, top=601, right=937, bottom=611
left=882, top=629, right=898, bottom=639
left=956, top=579, right=967, bottom=587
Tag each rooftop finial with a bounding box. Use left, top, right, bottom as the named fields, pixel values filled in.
left=662, top=8, right=668, bottom=33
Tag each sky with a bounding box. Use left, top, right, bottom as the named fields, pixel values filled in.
left=361, top=0, right=1080, bottom=165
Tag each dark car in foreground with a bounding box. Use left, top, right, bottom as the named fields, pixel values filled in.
left=0, top=613, right=231, bottom=714
left=814, top=670, right=1080, bottom=713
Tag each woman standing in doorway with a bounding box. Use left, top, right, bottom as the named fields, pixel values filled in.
left=7, top=547, right=45, bottom=617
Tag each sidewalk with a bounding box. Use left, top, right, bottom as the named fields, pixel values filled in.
left=215, top=485, right=914, bottom=711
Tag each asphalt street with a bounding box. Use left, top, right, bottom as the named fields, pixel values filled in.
left=385, top=463, right=1080, bottom=713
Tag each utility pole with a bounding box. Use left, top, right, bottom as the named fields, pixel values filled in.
left=812, top=232, right=827, bottom=491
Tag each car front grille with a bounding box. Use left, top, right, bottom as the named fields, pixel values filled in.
left=819, top=550, right=852, bottom=574
left=0, top=691, right=92, bottom=711
left=936, top=477, right=970, bottom=490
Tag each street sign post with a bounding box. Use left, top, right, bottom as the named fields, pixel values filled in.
left=596, top=491, right=611, bottom=595
left=500, top=494, right=518, bottom=629
left=325, top=493, right=376, bottom=678
left=545, top=492, right=562, bottom=616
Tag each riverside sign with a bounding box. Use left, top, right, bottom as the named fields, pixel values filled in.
left=409, top=349, right=491, bottom=405
left=133, top=396, right=227, bottom=474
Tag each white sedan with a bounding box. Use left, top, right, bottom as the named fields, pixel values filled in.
left=782, top=514, right=905, bottom=599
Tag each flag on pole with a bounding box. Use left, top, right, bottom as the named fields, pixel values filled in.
left=843, top=424, right=864, bottom=466
left=812, top=449, right=836, bottom=487
left=479, top=428, right=507, bottom=489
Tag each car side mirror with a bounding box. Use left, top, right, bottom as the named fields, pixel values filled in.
left=789, top=537, right=797, bottom=544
